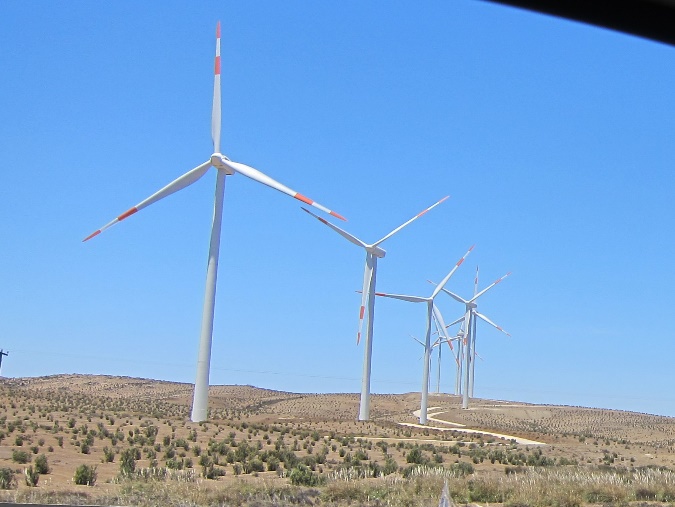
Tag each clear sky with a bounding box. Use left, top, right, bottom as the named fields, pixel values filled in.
left=1, top=1, right=675, bottom=417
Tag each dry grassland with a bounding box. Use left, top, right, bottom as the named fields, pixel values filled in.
left=1, top=374, right=675, bottom=506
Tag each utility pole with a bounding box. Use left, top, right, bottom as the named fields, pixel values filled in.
left=0, top=350, right=8, bottom=376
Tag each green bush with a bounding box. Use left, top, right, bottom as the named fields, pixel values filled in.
left=452, top=461, right=475, bottom=476
left=73, top=464, right=97, bottom=486
left=0, top=468, right=16, bottom=489
left=103, top=446, right=115, bottom=463
left=119, top=448, right=136, bottom=477
left=267, top=456, right=280, bottom=472
left=406, top=447, right=426, bottom=465
left=12, top=450, right=31, bottom=464
left=34, top=454, right=49, bottom=474
left=382, top=456, right=398, bottom=475
left=289, top=464, right=322, bottom=486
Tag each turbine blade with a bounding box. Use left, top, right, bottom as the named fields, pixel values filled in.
left=474, top=266, right=479, bottom=298
left=375, top=292, right=427, bottom=304
left=83, top=161, right=212, bottom=241
left=301, top=208, right=366, bottom=249
left=431, top=245, right=475, bottom=298
left=356, top=256, right=374, bottom=345
left=212, top=21, right=222, bottom=154
left=469, top=272, right=512, bottom=303
left=223, top=160, right=346, bottom=221
left=461, top=311, right=471, bottom=346
left=427, top=280, right=469, bottom=304
left=373, top=195, right=449, bottom=246
left=432, top=305, right=454, bottom=351
left=474, top=311, right=511, bottom=336
left=410, top=334, right=425, bottom=347
left=446, top=315, right=465, bottom=328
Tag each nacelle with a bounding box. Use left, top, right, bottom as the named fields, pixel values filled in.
left=369, top=246, right=386, bottom=258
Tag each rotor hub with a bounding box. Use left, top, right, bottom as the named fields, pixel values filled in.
left=211, top=153, right=234, bottom=174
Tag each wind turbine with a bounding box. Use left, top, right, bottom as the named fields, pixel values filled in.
left=410, top=331, right=452, bottom=393
left=376, top=245, right=474, bottom=424
left=436, top=267, right=511, bottom=409
left=84, top=22, right=345, bottom=423
left=431, top=309, right=460, bottom=394
left=301, top=196, right=448, bottom=421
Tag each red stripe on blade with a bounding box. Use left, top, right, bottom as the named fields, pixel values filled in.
left=118, top=207, right=138, bottom=221
left=83, top=230, right=101, bottom=242
left=214, top=56, right=221, bottom=75
left=294, top=193, right=313, bottom=205
left=359, top=306, right=365, bottom=319
left=216, top=21, right=221, bottom=38
left=330, top=211, right=346, bottom=221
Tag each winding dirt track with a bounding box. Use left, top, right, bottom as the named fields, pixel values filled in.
left=400, top=407, right=547, bottom=445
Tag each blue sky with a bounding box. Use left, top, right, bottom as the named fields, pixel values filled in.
left=2, top=1, right=675, bottom=417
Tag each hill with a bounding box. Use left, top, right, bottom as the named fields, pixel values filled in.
left=2, top=374, right=675, bottom=506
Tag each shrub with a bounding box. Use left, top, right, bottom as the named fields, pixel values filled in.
left=103, top=446, right=115, bottom=463
left=34, top=454, right=49, bottom=474
left=267, top=456, right=280, bottom=472
left=202, top=463, right=226, bottom=479
left=406, top=447, right=425, bottom=465
left=245, top=459, right=265, bottom=474
left=0, top=468, right=16, bottom=489
left=73, top=464, right=97, bottom=486
left=12, top=450, right=31, bottom=464
left=452, top=461, right=475, bottom=476
left=382, top=456, right=398, bottom=475
left=119, top=448, right=137, bottom=477
left=289, top=464, right=322, bottom=486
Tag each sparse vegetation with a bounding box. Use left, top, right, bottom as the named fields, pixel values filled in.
left=2, top=374, right=675, bottom=506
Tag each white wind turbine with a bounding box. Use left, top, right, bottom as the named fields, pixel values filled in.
left=301, top=196, right=448, bottom=421
left=84, top=22, right=345, bottom=423
left=410, top=330, right=452, bottom=393
left=376, top=246, right=474, bottom=424
left=437, top=267, right=511, bottom=409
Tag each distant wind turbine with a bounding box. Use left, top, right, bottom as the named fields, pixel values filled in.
left=431, top=309, right=459, bottom=394
left=301, top=196, right=447, bottom=421
left=84, top=22, right=345, bottom=423
left=436, top=267, right=511, bottom=409
left=376, top=246, right=474, bottom=424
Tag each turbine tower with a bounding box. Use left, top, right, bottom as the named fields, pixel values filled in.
left=301, top=197, right=447, bottom=421
left=0, top=349, right=8, bottom=376
left=84, top=22, right=345, bottom=422
left=376, top=246, right=473, bottom=424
